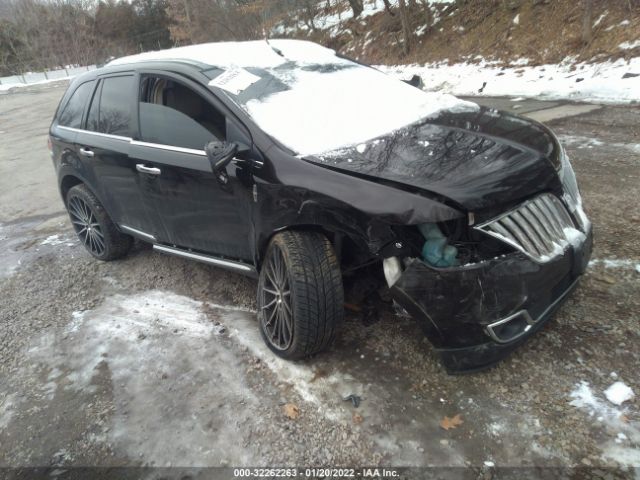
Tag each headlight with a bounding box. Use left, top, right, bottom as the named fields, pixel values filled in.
left=558, top=145, right=591, bottom=233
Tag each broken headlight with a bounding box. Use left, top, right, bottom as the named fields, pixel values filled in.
left=558, top=146, right=591, bottom=233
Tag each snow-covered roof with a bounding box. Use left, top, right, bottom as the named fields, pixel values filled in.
left=108, top=40, right=341, bottom=69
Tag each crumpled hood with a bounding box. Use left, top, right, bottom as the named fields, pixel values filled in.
left=308, top=107, right=562, bottom=211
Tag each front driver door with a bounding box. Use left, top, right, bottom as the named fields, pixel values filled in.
left=129, top=73, right=254, bottom=261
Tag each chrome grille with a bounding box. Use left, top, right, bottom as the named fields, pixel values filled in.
left=475, top=193, right=577, bottom=262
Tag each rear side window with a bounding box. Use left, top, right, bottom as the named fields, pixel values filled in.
left=87, top=76, right=134, bottom=137
left=58, top=81, right=95, bottom=128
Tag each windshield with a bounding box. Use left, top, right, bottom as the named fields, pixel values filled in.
left=203, top=43, right=477, bottom=155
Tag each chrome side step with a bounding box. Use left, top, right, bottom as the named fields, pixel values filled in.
left=120, top=225, right=157, bottom=242
left=153, top=244, right=257, bottom=278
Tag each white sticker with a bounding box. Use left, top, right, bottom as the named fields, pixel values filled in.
left=208, top=67, right=260, bottom=95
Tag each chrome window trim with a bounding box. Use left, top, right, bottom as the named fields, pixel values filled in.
left=58, top=125, right=131, bottom=142
left=57, top=126, right=207, bottom=156
left=130, top=140, right=206, bottom=156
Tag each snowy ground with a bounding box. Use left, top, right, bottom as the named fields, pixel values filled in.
left=1, top=83, right=639, bottom=473
left=380, top=56, right=640, bottom=104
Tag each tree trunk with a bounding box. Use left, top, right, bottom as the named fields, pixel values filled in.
left=582, top=0, right=593, bottom=44
left=382, top=0, right=395, bottom=16
left=398, top=0, right=412, bottom=55
left=347, top=0, right=363, bottom=18
left=182, top=0, right=193, bottom=42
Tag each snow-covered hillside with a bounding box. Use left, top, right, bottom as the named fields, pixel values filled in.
left=380, top=56, right=640, bottom=104
left=273, top=0, right=640, bottom=104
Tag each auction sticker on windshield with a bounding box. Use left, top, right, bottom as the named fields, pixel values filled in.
left=209, top=67, right=260, bottom=94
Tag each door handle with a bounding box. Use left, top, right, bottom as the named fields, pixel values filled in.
left=79, top=147, right=94, bottom=157
left=136, top=164, right=161, bottom=175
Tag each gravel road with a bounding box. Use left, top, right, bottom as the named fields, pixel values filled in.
left=0, top=82, right=638, bottom=475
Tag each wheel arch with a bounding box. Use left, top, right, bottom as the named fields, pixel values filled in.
left=257, top=223, right=369, bottom=273
left=59, top=174, right=84, bottom=204
left=59, top=174, right=110, bottom=215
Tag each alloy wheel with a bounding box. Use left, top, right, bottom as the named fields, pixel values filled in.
left=260, top=246, right=293, bottom=350
left=68, top=196, right=106, bottom=256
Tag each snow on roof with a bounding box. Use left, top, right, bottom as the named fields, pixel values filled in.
left=108, top=39, right=341, bottom=69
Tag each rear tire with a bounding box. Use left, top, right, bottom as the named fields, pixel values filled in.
left=257, top=230, right=344, bottom=360
left=66, top=184, right=132, bottom=261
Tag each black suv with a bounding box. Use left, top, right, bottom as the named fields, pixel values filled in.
left=49, top=40, right=592, bottom=372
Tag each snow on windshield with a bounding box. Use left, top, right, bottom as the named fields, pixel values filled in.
left=227, top=60, right=478, bottom=155
left=110, top=39, right=478, bottom=155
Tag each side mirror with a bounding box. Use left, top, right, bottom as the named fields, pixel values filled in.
left=205, top=140, right=238, bottom=171
left=403, top=74, right=424, bottom=90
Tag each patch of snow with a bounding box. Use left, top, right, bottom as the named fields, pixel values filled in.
left=356, top=143, right=367, bottom=153
left=593, top=11, right=608, bottom=28
left=207, top=302, right=256, bottom=313
left=27, top=291, right=261, bottom=466
left=559, top=134, right=640, bottom=155
left=606, top=19, right=630, bottom=31
left=570, top=381, right=613, bottom=416
left=0, top=393, right=18, bottom=431
left=604, top=382, right=635, bottom=406
left=616, top=432, right=628, bottom=443
left=619, top=40, right=640, bottom=51
left=40, top=234, right=66, bottom=246
left=589, top=258, right=640, bottom=271
left=484, top=460, right=495, bottom=467
left=378, top=56, right=640, bottom=104
left=0, top=76, right=72, bottom=92
left=569, top=381, right=640, bottom=466
left=513, top=14, right=520, bottom=25
left=562, top=227, right=586, bottom=249
left=227, top=311, right=361, bottom=423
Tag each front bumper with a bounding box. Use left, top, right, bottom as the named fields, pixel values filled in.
left=390, top=225, right=593, bottom=373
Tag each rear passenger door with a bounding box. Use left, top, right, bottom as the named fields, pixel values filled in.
left=77, top=74, right=159, bottom=240
left=129, top=72, right=254, bottom=261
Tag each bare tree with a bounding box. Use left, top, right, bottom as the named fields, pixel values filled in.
left=347, top=0, right=363, bottom=18
left=397, top=0, right=412, bottom=55
left=382, top=0, right=395, bottom=16
left=582, top=0, right=593, bottom=44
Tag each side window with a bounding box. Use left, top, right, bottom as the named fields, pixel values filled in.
left=86, top=81, right=101, bottom=133
left=89, top=75, right=134, bottom=137
left=58, top=81, right=95, bottom=128
left=139, top=76, right=226, bottom=150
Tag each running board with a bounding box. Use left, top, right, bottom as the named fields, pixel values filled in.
left=153, top=244, right=257, bottom=278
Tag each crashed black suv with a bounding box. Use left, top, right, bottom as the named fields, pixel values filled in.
left=49, top=40, right=592, bottom=372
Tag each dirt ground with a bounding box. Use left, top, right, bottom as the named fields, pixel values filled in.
left=0, top=82, right=639, bottom=476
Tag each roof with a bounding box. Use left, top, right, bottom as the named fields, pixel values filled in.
left=107, top=40, right=342, bottom=69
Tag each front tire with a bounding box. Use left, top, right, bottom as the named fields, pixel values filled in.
left=66, top=184, right=132, bottom=261
left=258, top=231, right=344, bottom=360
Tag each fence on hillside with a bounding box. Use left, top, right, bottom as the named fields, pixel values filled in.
left=0, top=65, right=97, bottom=87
